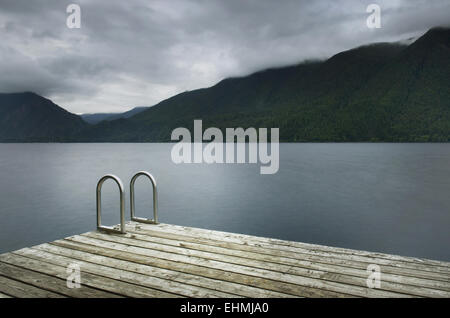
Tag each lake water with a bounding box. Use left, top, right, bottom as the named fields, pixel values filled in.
left=0, top=143, right=449, bottom=261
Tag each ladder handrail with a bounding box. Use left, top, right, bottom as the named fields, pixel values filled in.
left=130, top=171, right=158, bottom=224
left=96, top=174, right=126, bottom=234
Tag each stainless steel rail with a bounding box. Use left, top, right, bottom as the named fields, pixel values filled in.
left=96, top=174, right=126, bottom=234
left=130, top=171, right=158, bottom=224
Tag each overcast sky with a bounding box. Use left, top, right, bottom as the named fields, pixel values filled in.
left=0, top=0, right=449, bottom=114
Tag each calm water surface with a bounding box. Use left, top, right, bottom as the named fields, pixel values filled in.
left=0, top=143, right=449, bottom=261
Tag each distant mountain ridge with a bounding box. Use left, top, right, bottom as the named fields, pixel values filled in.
left=1, top=27, right=449, bottom=142
left=81, top=106, right=149, bottom=124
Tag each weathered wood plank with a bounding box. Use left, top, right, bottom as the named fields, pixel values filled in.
left=130, top=224, right=450, bottom=280
left=81, top=231, right=448, bottom=297
left=0, top=292, right=12, bottom=298
left=150, top=223, right=450, bottom=270
left=122, top=228, right=450, bottom=295
left=0, top=253, right=177, bottom=298
left=28, top=243, right=293, bottom=298
left=13, top=247, right=237, bottom=298
left=65, top=234, right=414, bottom=298
left=0, top=221, right=447, bottom=298
left=125, top=226, right=450, bottom=292
left=0, top=254, right=123, bottom=298
left=143, top=223, right=450, bottom=274
left=51, top=238, right=351, bottom=298
left=0, top=260, right=85, bottom=298
left=0, top=275, right=65, bottom=298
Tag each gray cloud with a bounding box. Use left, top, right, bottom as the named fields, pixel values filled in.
left=0, top=0, right=449, bottom=113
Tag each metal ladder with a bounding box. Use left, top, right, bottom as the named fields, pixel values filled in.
left=96, top=171, right=158, bottom=234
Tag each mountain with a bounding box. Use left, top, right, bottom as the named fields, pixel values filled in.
left=1, top=27, right=449, bottom=142
left=76, top=27, right=450, bottom=142
left=81, top=106, right=149, bottom=124
left=0, top=92, right=87, bottom=142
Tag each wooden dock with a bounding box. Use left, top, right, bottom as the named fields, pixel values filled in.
left=0, top=221, right=449, bottom=298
